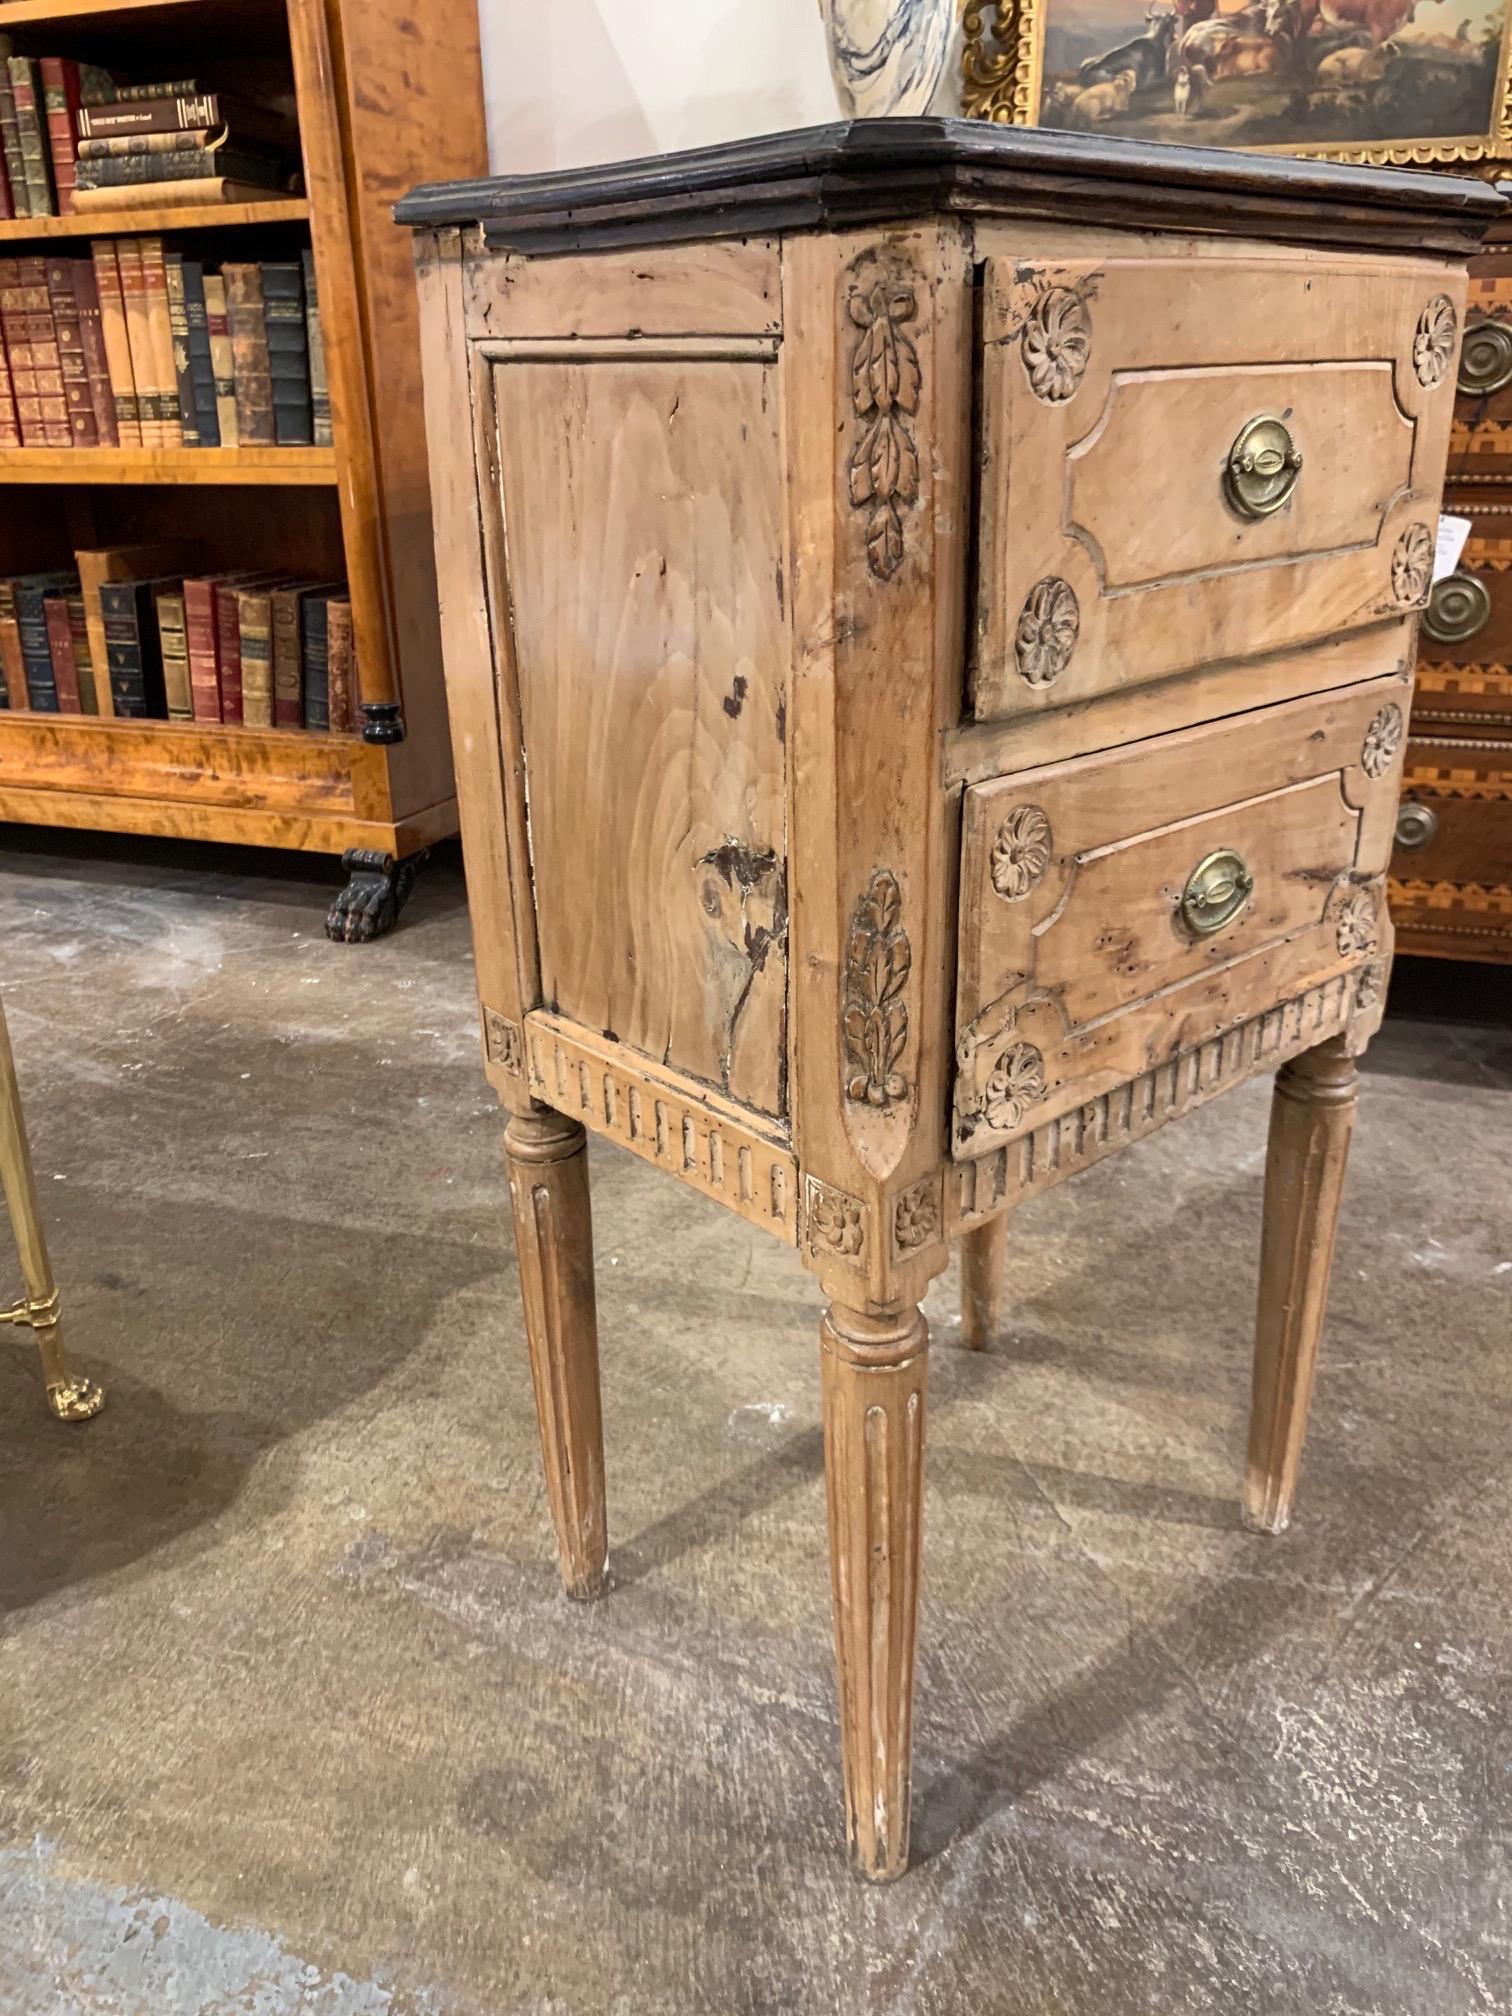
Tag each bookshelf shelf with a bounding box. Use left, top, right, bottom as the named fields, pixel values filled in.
left=0, top=0, right=485, bottom=929
left=0, top=445, right=338, bottom=482
left=0, top=196, right=310, bottom=239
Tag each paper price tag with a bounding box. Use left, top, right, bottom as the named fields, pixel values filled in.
left=1433, top=514, right=1472, bottom=584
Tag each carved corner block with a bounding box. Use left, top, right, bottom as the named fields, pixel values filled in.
left=483, top=1006, right=524, bottom=1074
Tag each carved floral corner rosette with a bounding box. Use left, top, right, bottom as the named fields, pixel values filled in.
left=1334, top=882, right=1382, bottom=960
left=1391, top=522, right=1433, bottom=608
left=842, top=869, right=912, bottom=1113
left=806, top=1174, right=868, bottom=1263
left=1412, top=295, right=1457, bottom=390
left=1361, top=703, right=1405, bottom=781
left=951, top=982, right=1053, bottom=1156
left=892, top=1174, right=943, bottom=1259
left=845, top=257, right=923, bottom=583
left=483, top=1007, right=524, bottom=1075
left=1020, top=284, right=1092, bottom=405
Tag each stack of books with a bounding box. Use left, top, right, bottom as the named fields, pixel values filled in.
left=0, top=244, right=328, bottom=448
left=0, top=546, right=357, bottom=731
left=0, top=48, right=300, bottom=217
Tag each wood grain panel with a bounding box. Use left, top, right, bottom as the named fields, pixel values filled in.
left=973, top=255, right=1459, bottom=721
left=491, top=351, right=788, bottom=1118
left=465, top=240, right=782, bottom=340
left=954, top=675, right=1406, bottom=1159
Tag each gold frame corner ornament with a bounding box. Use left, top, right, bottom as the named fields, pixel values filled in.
left=958, top=0, right=1512, bottom=169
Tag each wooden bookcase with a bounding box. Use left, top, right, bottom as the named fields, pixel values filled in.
left=0, top=0, right=485, bottom=936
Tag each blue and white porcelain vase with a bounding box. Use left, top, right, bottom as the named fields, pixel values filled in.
left=821, top=0, right=953, bottom=118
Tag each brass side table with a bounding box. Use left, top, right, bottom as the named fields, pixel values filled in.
left=0, top=995, right=103, bottom=1421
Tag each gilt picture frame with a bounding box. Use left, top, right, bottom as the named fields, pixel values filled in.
left=960, top=0, right=1512, bottom=165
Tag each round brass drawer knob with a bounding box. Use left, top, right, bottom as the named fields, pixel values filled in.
left=1395, top=801, right=1439, bottom=851
left=1422, top=570, right=1491, bottom=646
left=1180, top=848, right=1254, bottom=937
left=1458, top=318, right=1512, bottom=399
left=1225, top=415, right=1302, bottom=519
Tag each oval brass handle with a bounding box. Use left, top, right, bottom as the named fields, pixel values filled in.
left=1395, top=801, right=1439, bottom=851
left=1422, top=570, right=1491, bottom=646
left=1458, top=318, right=1512, bottom=399
left=1181, top=848, right=1254, bottom=937
left=1225, top=414, right=1302, bottom=519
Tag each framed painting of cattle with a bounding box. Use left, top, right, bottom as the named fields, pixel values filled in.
left=960, top=0, right=1512, bottom=164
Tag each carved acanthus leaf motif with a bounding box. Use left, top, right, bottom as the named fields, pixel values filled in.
left=1391, top=523, right=1433, bottom=607
left=1412, top=295, right=1457, bottom=388
left=1015, top=577, right=1079, bottom=688
left=1021, top=285, right=1091, bottom=404
left=892, top=1177, right=940, bottom=1254
left=1361, top=704, right=1405, bottom=780
left=843, top=869, right=912, bottom=1109
left=807, top=1176, right=867, bottom=1259
left=991, top=805, right=1053, bottom=900
left=847, top=272, right=922, bottom=581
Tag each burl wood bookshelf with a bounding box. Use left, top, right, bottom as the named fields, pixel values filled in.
left=0, top=0, right=485, bottom=937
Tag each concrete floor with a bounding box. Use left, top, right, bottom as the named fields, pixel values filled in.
left=0, top=834, right=1508, bottom=2016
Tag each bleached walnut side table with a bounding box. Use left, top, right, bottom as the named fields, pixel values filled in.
left=398, top=123, right=1502, bottom=1880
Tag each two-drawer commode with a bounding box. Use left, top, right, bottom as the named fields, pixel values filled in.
left=398, top=122, right=1503, bottom=1878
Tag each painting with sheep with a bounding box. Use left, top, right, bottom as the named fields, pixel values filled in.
left=1027, top=0, right=1509, bottom=154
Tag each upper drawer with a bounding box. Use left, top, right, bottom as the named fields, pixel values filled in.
left=971, top=256, right=1460, bottom=724
left=1415, top=498, right=1512, bottom=727
left=1450, top=255, right=1512, bottom=472
left=952, top=674, right=1406, bottom=1161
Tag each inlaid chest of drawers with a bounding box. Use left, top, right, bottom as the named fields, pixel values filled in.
left=398, top=122, right=1503, bottom=1880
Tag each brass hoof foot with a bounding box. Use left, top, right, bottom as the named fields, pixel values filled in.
left=47, top=1375, right=104, bottom=1422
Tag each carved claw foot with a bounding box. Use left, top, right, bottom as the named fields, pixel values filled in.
left=47, top=1374, right=104, bottom=1422
left=325, top=848, right=429, bottom=944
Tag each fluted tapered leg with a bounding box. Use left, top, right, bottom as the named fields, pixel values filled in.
left=504, top=1110, right=607, bottom=1599
left=961, top=1217, right=1009, bottom=1351
left=1245, top=1035, right=1358, bottom=1536
left=0, top=998, right=102, bottom=1422
left=821, top=1299, right=928, bottom=1881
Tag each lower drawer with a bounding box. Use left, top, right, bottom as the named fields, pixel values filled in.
left=952, top=675, right=1407, bottom=1159
left=1389, top=736, right=1512, bottom=964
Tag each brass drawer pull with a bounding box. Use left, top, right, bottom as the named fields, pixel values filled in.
left=1458, top=318, right=1512, bottom=399
left=1180, top=848, right=1254, bottom=937
left=1395, top=801, right=1439, bottom=851
left=1225, top=414, right=1302, bottom=519
left=1422, top=570, right=1490, bottom=646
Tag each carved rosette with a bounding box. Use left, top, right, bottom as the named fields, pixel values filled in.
left=843, top=869, right=912, bottom=1109
left=1391, top=523, right=1433, bottom=608
left=1412, top=295, right=1457, bottom=388
left=1015, top=577, right=1079, bottom=688
left=807, top=1176, right=867, bottom=1260
left=1021, top=285, right=1091, bottom=404
left=955, top=1032, right=1046, bottom=1145
left=1361, top=704, right=1405, bottom=781
left=846, top=268, right=922, bottom=582
left=484, top=1008, right=523, bottom=1074
left=892, top=1176, right=941, bottom=1256
left=990, top=805, right=1053, bottom=901
left=1335, top=886, right=1380, bottom=959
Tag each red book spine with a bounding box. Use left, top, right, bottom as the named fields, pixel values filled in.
left=0, top=255, right=42, bottom=445
left=213, top=580, right=243, bottom=723
left=43, top=594, right=82, bottom=711
left=70, top=259, right=116, bottom=446
left=39, top=59, right=82, bottom=216
left=0, top=305, right=19, bottom=447
left=0, top=133, right=12, bottom=221
left=184, top=578, right=221, bottom=721
left=46, top=254, right=96, bottom=446
left=24, top=255, right=70, bottom=447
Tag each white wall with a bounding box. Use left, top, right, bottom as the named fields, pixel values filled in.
left=477, top=0, right=961, bottom=174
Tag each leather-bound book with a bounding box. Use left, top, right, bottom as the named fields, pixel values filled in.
left=42, top=589, right=82, bottom=710
left=92, top=241, right=140, bottom=446
left=14, top=573, right=76, bottom=711
left=222, top=262, right=273, bottom=445
left=0, top=307, right=18, bottom=447
left=138, top=237, right=181, bottom=445
left=183, top=574, right=222, bottom=720
left=202, top=271, right=236, bottom=447
left=46, top=254, right=98, bottom=446
left=155, top=585, right=191, bottom=719
left=0, top=40, right=30, bottom=220
left=115, top=239, right=158, bottom=446
left=325, top=594, right=353, bottom=733
left=65, top=591, right=97, bottom=712
left=6, top=58, right=54, bottom=217
left=71, top=258, right=118, bottom=446
left=75, top=542, right=197, bottom=717
left=23, top=254, right=69, bottom=446
left=301, top=248, right=329, bottom=447
left=38, top=57, right=83, bottom=214
left=299, top=586, right=342, bottom=730
left=0, top=579, right=25, bottom=706
left=100, top=575, right=178, bottom=718
left=181, top=260, right=218, bottom=447
left=0, top=256, right=42, bottom=445
left=271, top=580, right=334, bottom=727
left=236, top=583, right=277, bottom=727
left=261, top=259, right=311, bottom=446
left=163, top=250, right=198, bottom=446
